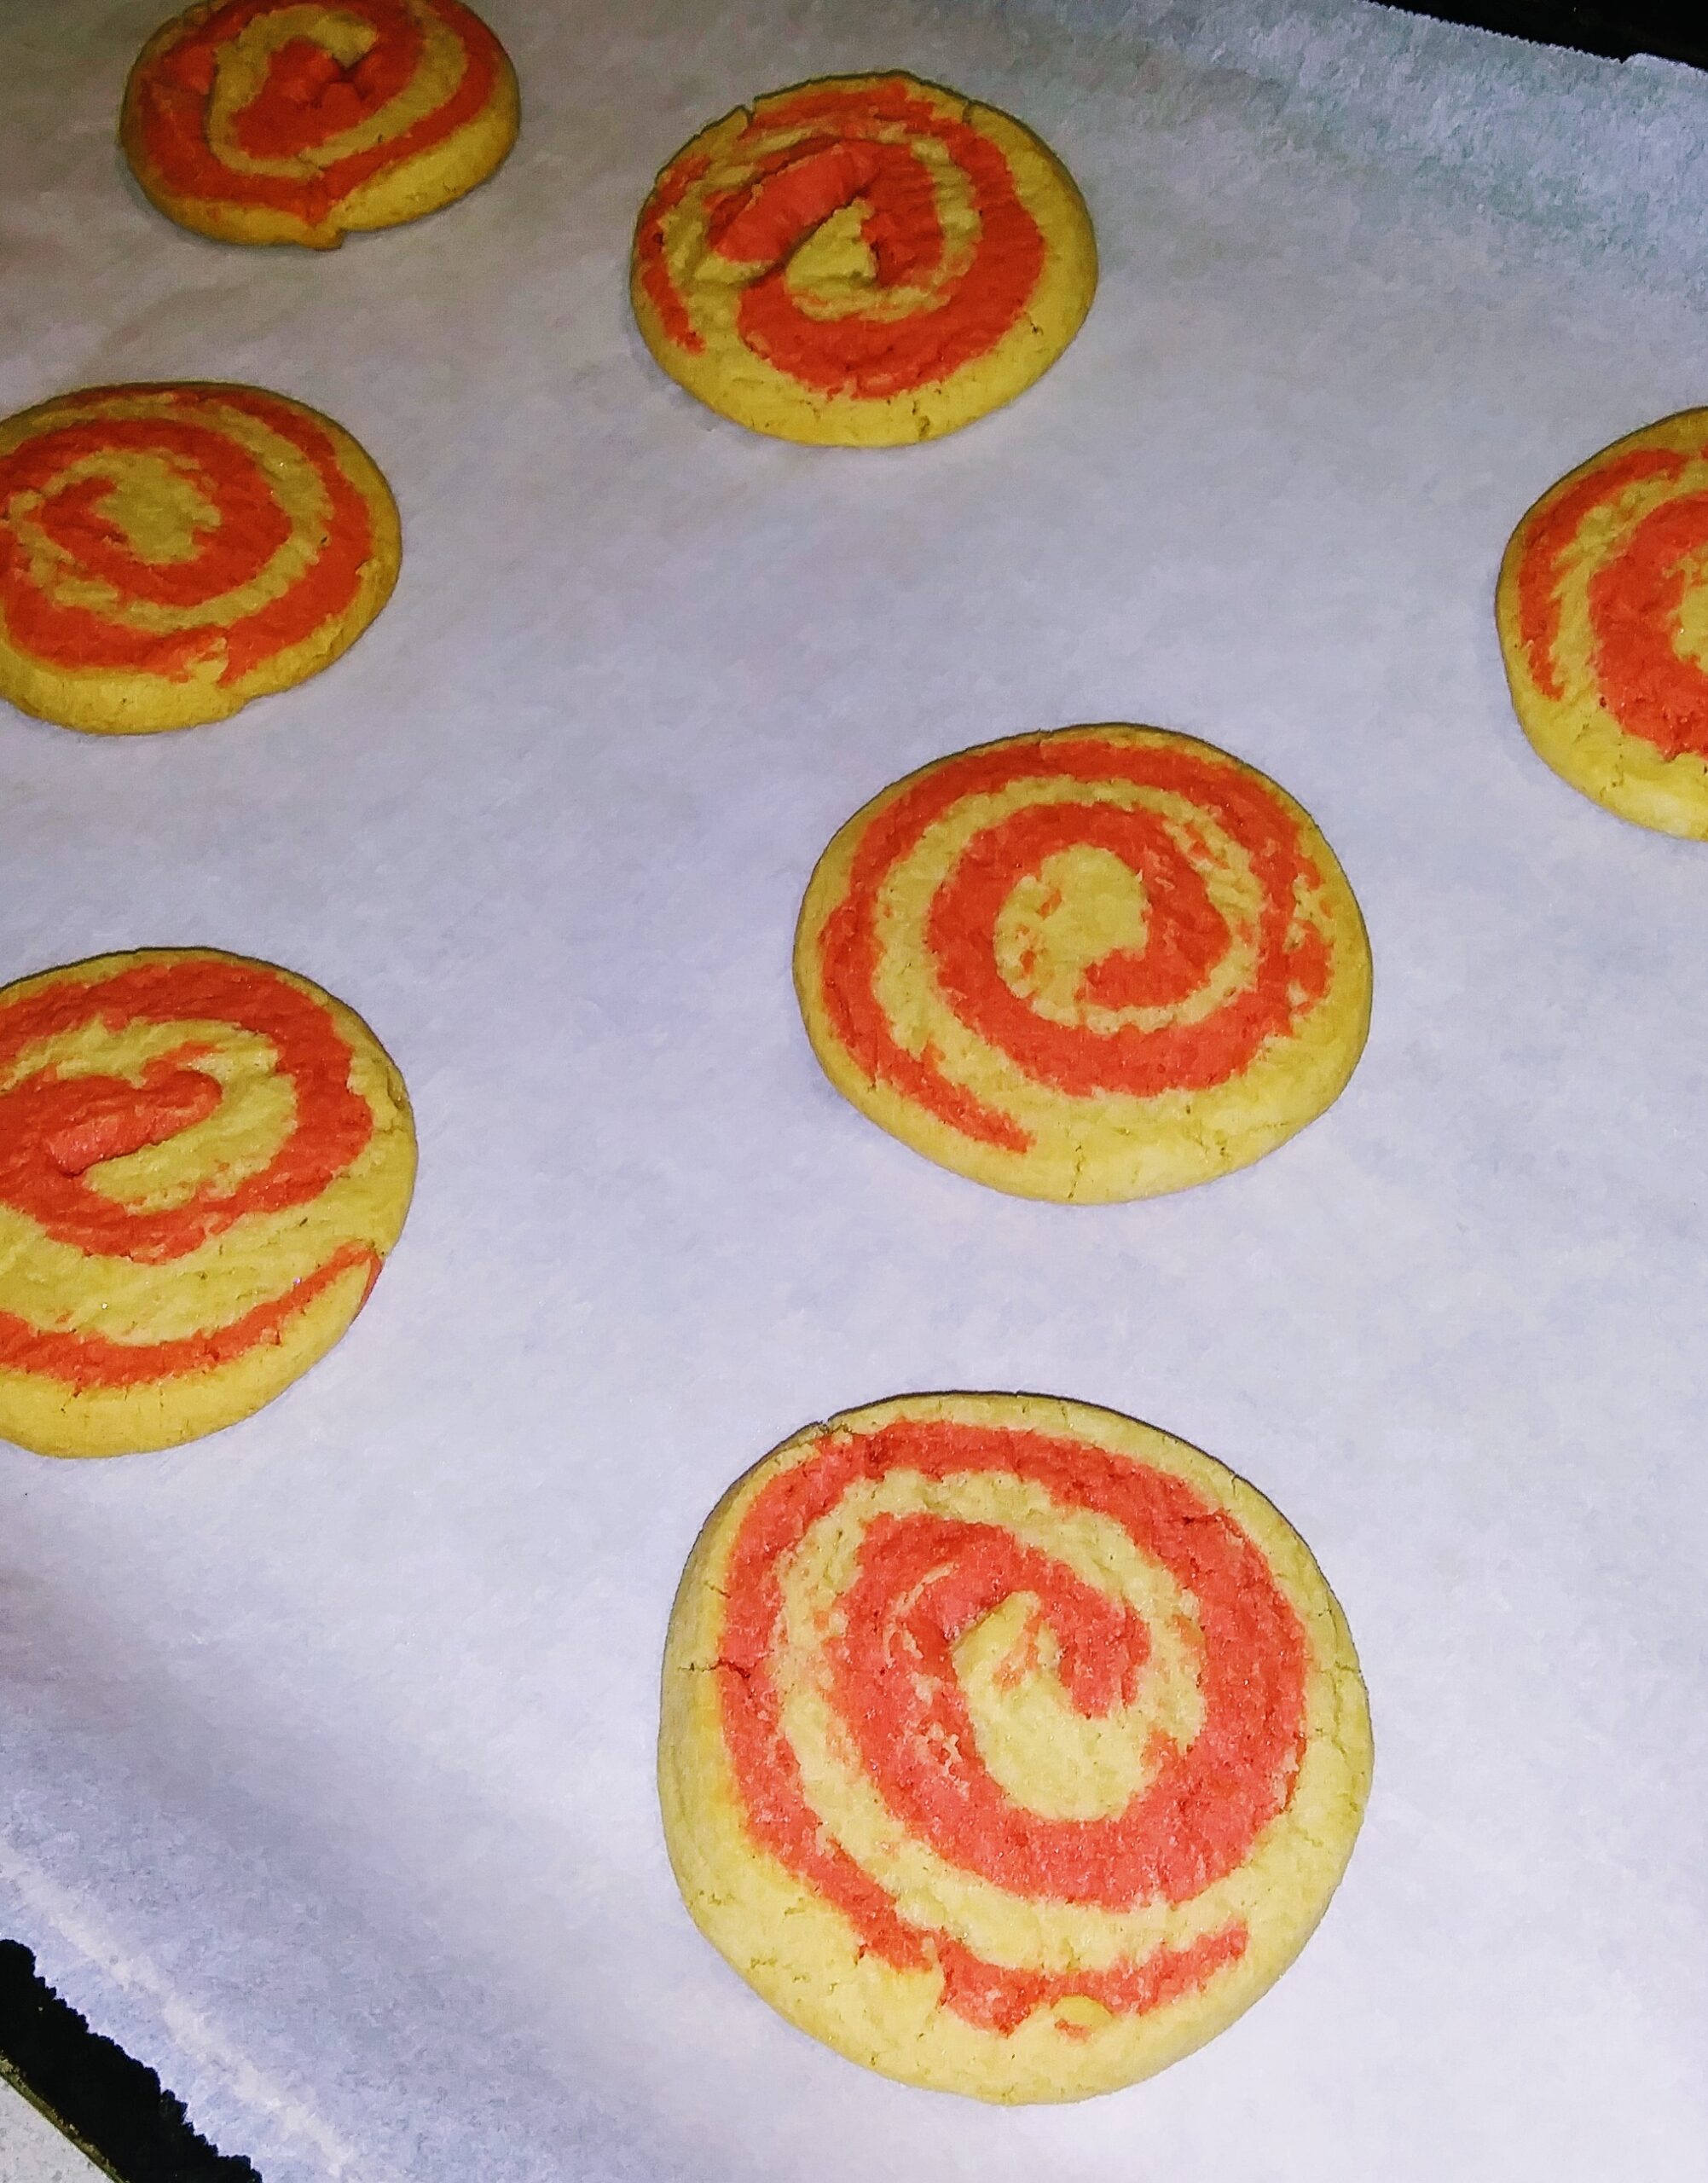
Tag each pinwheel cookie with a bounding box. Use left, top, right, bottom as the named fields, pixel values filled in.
left=121, top=0, right=518, bottom=249
left=631, top=72, right=1097, bottom=445
left=1498, top=408, right=1708, bottom=838
left=0, top=949, right=415, bottom=1458
left=0, top=382, right=398, bottom=734
left=661, top=1393, right=1372, bottom=2103
left=796, top=725, right=1371, bottom=1202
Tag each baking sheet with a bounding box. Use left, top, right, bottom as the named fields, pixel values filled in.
left=2, top=0, right=1705, bottom=2175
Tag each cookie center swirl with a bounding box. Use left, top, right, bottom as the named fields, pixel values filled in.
left=993, top=844, right=1154, bottom=1018
left=0, top=958, right=372, bottom=1263
left=212, top=12, right=393, bottom=164
left=831, top=1514, right=1172, bottom=1877
left=130, top=0, right=501, bottom=220
left=935, top=801, right=1250, bottom=1068
left=31, top=1052, right=225, bottom=1180
left=80, top=454, right=223, bottom=566
left=0, top=390, right=373, bottom=685
left=641, top=79, right=1048, bottom=398
left=1514, top=434, right=1708, bottom=761
left=9, top=424, right=292, bottom=617
left=819, top=735, right=1334, bottom=1154
left=716, top=1418, right=1308, bottom=2035
left=1589, top=493, right=1708, bottom=758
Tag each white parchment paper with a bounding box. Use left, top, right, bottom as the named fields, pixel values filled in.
left=2, top=2, right=1705, bottom=2176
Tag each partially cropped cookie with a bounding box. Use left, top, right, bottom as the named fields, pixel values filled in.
left=1497, top=408, right=1708, bottom=838
left=795, top=726, right=1371, bottom=1201
left=661, top=1392, right=1372, bottom=2102
left=631, top=73, right=1096, bottom=445
left=121, top=0, right=518, bottom=249
left=0, top=382, right=398, bottom=734
left=0, top=949, right=414, bottom=1458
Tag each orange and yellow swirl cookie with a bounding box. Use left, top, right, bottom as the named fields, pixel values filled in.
left=661, top=1393, right=1372, bottom=2103
left=0, top=949, right=415, bottom=1458
left=0, top=382, right=398, bottom=735
left=121, top=0, right=518, bottom=249
left=795, top=726, right=1371, bottom=1202
left=1497, top=408, right=1708, bottom=837
left=631, top=73, right=1097, bottom=445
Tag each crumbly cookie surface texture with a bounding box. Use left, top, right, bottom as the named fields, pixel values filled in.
left=795, top=725, right=1371, bottom=1201
left=121, top=0, right=518, bottom=248
left=0, top=381, right=399, bottom=734
left=631, top=72, right=1097, bottom=445
left=0, top=948, right=415, bottom=1457
left=661, top=1393, right=1373, bottom=2102
left=1497, top=408, right=1708, bottom=838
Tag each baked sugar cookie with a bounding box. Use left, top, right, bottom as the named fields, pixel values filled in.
left=661, top=1393, right=1372, bottom=2103
left=0, top=382, right=398, bottom=734
left=631, top=73, right=1096, bottom=445
left=121, top=0, right=518, bottom=249
left=0, top=949, right=414, bottom=1458
left=1497, top=408, right=1708, bottom=837
left=795, top=726, right=1371, bottom=1202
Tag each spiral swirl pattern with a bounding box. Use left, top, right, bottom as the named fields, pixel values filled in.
left=631, top=74, right=1097, bottom=444
left=661, top=1393, right=1371, bottom=2102
left=1498, top=408, right=1708, bottom=837
left=0, top=950, right=415, bottom=1457
left=796, top=727, right=1371, bottom=1201
left=0, top=382, right=398, bottom=733
left=122, top=0, right=518, bottom=247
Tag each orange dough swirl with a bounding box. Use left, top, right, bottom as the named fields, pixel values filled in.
left=631, top=74, right=1097, bottom=445
left=121, top=0, right=518, bottom=249
left=0, top=382, right=399, bottom=734
left=0, top=949, right=415, bottom=1457
left=660, top=1394, right=1373, bottom=2101
left=795, top=726, right=1372, bottom=1201
left=1497, top=408, right=1708, bottom=837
